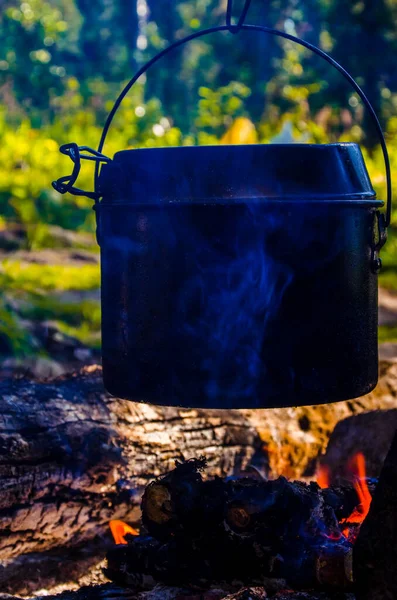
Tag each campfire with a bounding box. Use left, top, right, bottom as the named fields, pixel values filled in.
left=1, top=366, right=397, bottom=600
left=317, top=453, right=372, bottom=543
left=103, top=453, right=373, bottom=595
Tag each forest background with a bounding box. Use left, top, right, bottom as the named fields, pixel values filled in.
left=1, top=0, right=397, bottom=369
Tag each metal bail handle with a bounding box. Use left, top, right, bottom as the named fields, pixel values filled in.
left=54, top=0, right=392, bottom=231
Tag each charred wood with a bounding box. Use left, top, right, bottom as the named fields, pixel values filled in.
left=106, top=534, right=353, bottom=592
left=141, top=459, right=367, bottom=545
left=0, top=585, right=355, bottom=600
left=353, top=430, right=397, bottom=600
left=109, top=460, right=355, bottom=591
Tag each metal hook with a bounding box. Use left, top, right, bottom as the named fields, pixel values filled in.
left=226, top=0, right=252, bottom=33
left=52, top=143, right=110, bottom=201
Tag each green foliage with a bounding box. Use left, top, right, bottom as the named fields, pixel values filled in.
left=196, top=82, right=252, bottom=135
left=1, top=0, right=397, bottom=359
left=0, top=260, right=100, bottom=292
left=0, top=258, right=101, bottom=356
left=0, top=295, right=33, bottom=355
left=379, top=325, right=397, bottom=344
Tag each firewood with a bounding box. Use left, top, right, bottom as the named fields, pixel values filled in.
left=141, top=457, right=224, bottom=540
left=353, top=430, right=397, bottom=600
left=106, top=535, right=354, bottom=592
left=0, top=586, right=355, bottom=600
left=109, top=460, right=357, bottom=591
left=141, top=459, right=362, bottom=548
left=221, top=589, right=267, bottom=599
left=0, top=585, right=137, bottom=600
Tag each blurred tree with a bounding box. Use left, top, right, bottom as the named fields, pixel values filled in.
left=1, top=0, right=397, bottom=144
left=0, top=0, right=82, bottom=122
left=324, top=0, right=397, bottom=148
left=75, top=0, right=138, bottom=81
left=143, top=0, right=289, bottom=132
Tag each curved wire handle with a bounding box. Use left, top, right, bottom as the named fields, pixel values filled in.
left=95, top=10, right=392, bottom=227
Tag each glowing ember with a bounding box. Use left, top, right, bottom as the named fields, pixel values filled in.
left=316, top=463, right=330, bottom=489
left=109, top=519, right=139, bottom=545
left=341, top=452, right=372, bottom=539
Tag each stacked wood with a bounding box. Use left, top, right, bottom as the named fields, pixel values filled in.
left=0, top=584, right=355, bottom=600
left=106, top=459, right=357, bottom=592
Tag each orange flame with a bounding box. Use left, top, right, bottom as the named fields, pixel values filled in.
left=316, top=463, right=331, bottom=489
left=341, top=452, right=372, bottom=538
left=109, top=519, right=139, bottom=545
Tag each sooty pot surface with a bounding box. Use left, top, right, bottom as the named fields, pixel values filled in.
left=97, top=144, right=382, bottom=409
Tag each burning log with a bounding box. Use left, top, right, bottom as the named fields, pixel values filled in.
left=353, top=430, right=397, bottom=600
left=108, top=459, right=358, bottom=592
left=106, top=536, right=353, bottom=591
left=141, top=458, right=370, bottom=546
left=0, top=584, right=355, bottom=600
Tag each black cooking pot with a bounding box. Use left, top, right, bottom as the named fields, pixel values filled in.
left=53, top=10, right=392, bottom=409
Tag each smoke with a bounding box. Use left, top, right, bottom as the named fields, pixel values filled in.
left=101, top=194, right=347, bottom=408
left=175, top=202, right=294, bottom=404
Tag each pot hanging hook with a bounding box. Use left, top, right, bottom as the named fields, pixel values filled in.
left=226, top=0, right=252, bottom=33
left=52, top=0, right=392, bottom=230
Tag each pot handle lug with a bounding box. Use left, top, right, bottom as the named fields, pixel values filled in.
left=371, top=211, right=388, bottom=273
left=52, top=143, right=111, bottom=203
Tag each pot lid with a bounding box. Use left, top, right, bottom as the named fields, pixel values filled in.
left=98, top=142, right=378, bottom=204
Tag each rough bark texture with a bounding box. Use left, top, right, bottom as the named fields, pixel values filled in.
left=1, top=348, right=397, bottom=595
left=353, top=431, right=397, bottom=600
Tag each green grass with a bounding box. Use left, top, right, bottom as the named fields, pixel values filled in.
left=0, top=297, right=34, bottom=355
left=20, top=294, right=102, bottom=349
left=1, top=239, right=397, bottom=357
left=0, top=260, right=100, bottom=292
left=379, top=325, right=397, bottom=344
left=379, top=269, right=397, bottom=292
left=0, top=259, right=101, bottom=357
left=17, top=294, right=101, bottom=328
left=55, top=321, right=101, bottom=349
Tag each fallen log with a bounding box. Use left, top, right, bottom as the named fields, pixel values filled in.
left=319, top=409, right=397, bottom=483
left=353, top=430, right=397, bottom=600
left=0, top=367, right=260, bottom=595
